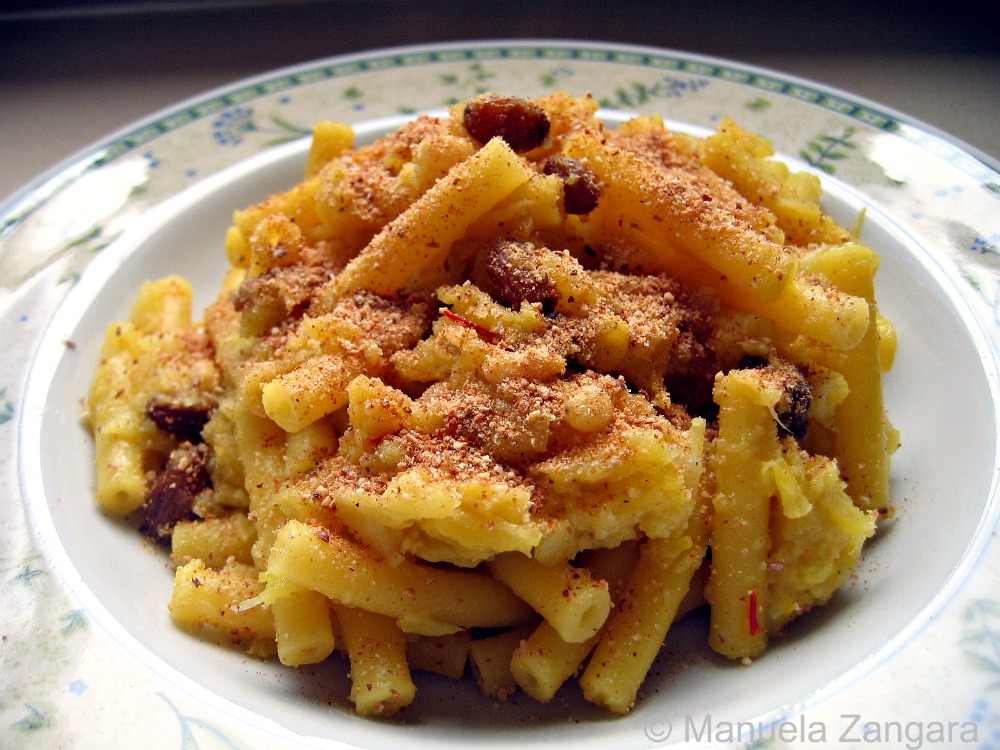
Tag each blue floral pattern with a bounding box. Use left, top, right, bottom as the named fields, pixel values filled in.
left=212, top=106, right=312, bottom=148
left=969, top=697, right=1000, bottom=750
left=972, top=234, right=1000, bottom=257
left=0, top=387, right=13, bottom=425
left=59, top=610, right=85, bottom=637
left=598, top=76, right=710, bottom=109
left=11, top=705, right=51, bottom=732
left=11, top=562, right=46, bottom=589
left=963, top=599, right=1000, bottom=691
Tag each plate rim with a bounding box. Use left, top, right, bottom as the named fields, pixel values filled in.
left=4, top=38, right=999, bottom=237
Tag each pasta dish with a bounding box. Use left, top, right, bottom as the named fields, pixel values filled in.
left=85, top=93, right=897, bottom=716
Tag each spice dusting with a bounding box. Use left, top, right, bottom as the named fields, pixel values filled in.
left=86, top=92, right=896, bottom=718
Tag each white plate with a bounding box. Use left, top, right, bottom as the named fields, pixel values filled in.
left=5, top=41, right=1000, bottom=749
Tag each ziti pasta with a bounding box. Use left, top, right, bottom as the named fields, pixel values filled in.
left=85, top=92, right=897, bottom=717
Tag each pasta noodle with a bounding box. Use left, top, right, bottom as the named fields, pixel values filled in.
left=333, top=603, right=416, bottom=717
left=581, top=506, right=710, bottom=713
left=86, top=92, right=895, bottom=716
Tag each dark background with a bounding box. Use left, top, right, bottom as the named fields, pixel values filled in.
left=2, top=0, right=998, bottom=199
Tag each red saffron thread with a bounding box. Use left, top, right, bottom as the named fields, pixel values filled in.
left=748, top=590, right=761, bottom=635
left=440, top=309, right=500, bottom=342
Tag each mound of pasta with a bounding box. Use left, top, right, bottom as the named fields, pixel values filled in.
left=85, top=92, right=898, bottom=717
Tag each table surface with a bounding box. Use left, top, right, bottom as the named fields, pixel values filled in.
left=2, top=0, right=998, bottom=204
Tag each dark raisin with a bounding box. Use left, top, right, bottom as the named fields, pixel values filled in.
left=146, top=400, right=211, bottom=441
left=141, top=442, right=210, bottom=543
left=778, top=375, right=812, bottom=443
left=233, top=264, right=330, bottom=338
left=664, top=374, right=718, bottom=424
left=483, top=240, right=558, bottom=308
left=735, top=356, right=811, bottom=441
left=462, top=95, right=550, bottom=153
left=737, top=354, right=769, bottom=370
left=543, top=156, right=601, bottom=214
left=233, top=277, right=288, bottom=337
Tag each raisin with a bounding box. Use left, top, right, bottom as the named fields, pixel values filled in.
left=543, top=156, right=601, bottom=214
left=778, top=376, right=812, bottom=443
left=737, top=355, right=811, bottom=441
left=737, top=354, right=770, bottom=372
left=484, top=240, right=558, bottom=308
left=462, top=95, right=550, bottom=153
left=233, top=277, right=288, bottom=337
left=141, top=442, right=210, bottom=543
left=233, top=264, right=329, bottom=337
left=146, top=400, right=211, bottom=441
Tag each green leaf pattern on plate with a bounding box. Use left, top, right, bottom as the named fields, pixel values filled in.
left=799, top=126, right=858, bottom=175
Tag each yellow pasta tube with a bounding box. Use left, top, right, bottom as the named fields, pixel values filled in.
left=130, top=276, right=193, bottom=333
left=564, top=131, right=794, bottom=303
left=87, top=278, right=201, bottom=514
left=698, top=118, right=850, bottom=247
left=486, top=553, right=611, bottom=643
left=877, top=311, right=898, bottom=372
left=509, top=542, right=640, bottom=703
left=580, top=510, right=709, bottom=714
left=224, top=224, right=251, bottom=268
left=705, top=369, right=781, bottom=660
left=231, top=173, right=326, bottom=252
left=283, top=417, right=339, bottom=475
left=333, top=604, right=416, bottom=717
left=169, top=559, right=277, bottom=659
left=406, top=631, right=471, bottom=680
left=469, top=628, right=532, bottom=700
left=232, top=403, right=290, bottom=493
left=324, top=136, right=534, bottom=301
left=247, top=214, right=305, bottom=278
left=260, top=353, right=359, bottom=433
left=787, top=326, right=895, bottom=512
left=736, top=279, right=869, bottom=351
left=784, top=244, right=896, bottom=511
left=582, top=220, right=867, bottom=350
left=91, top=426, right=149, bottom=515
left=265, top=520, right=534, bottom=635
left=798, top=242, right=877, bottom=294
left=170, top=512, right=257, bottom=567
left=511, top=621, right=596, bottom=703
left=305, top=120, right=354, bottom=179
left=272, top=588, right=337, bottom=667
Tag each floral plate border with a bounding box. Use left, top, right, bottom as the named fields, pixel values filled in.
left=2, top=40, right=1000, bottom=750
